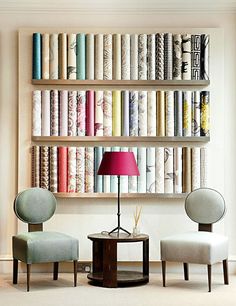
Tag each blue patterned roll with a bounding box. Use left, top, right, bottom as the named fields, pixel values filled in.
left=33, top=33, right=41, bottom=79
left=76, top=33, right=86, bottom=80
left=94, top=147, right=103, bottom=192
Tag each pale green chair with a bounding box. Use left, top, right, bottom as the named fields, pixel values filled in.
left=12, top=188, right=79, bottom=291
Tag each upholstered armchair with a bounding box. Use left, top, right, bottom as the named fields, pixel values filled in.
left=160, top=188, right=228, bottom=292
left=12, top=188, right=79, bottom=291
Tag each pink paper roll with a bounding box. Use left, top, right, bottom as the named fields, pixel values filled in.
left=86, top=91, right=95, bottom=136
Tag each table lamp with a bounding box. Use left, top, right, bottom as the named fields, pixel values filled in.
left=97, top=151, right=140, bottom=236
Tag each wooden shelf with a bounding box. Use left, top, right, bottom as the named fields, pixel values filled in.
left=54, top=193, right=187, bottom=199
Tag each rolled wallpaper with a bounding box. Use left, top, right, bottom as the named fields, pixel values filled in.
left=76, top=33, right=86, bottom=80
left=182, top=34, right=191, bottom=80
left=76, top=147, right=85, bottom=193
left=40, top=146, right=49, bottom=190
left=137, top=147, right=146, bottom=193
left=103, top=147, right=111, bottom=193
left=33, top=33, right=41, bottom=79
left=110, top=147, right=119, bottom=193
left=173, top=34, right=182, bottom=80
left=32, top=90, right=41, bottom=136
left=157, top=91, right=165, bottom=136
left=138, top=91, right=147, bottom=136
left=58, top=33, right=67, bottom=79
left=112, top=91, right=121, bottom=136
left=41, top=90, right=50, bottom=136
left=191, top=34, right=201, bottom=80
left=192, top=147, right=201, bottom=191
left=147, top=34, right=155, bottom=80
left=77, top=91, right=86, bottom=136
left=49, top=146, right=58, bottom=193
left=49, top=33, right=58, bottom=79
left=68, top=91, right=77, bottom=136
left=129, top=91, right=138, bottom=136
left=156, top=33, right=164, bottom=80
left=164, top=147, right=174, bottom=193
left=50, top=90, right=59, bottom=136
left=103, top=91, right=112, bottom=136
left=86, top=33, right=95, bottom=80
left=58, top=147, right=68, bottom=192
left=59, top=90, right=68, bottom=136
left=174, top=147, right=182, bottom=193
left=31, top=146, right=40, bottom=188
left=103, top=34, right=112, bottom=80
left=113, top=34, right=121, bottom=80
left=86, top=91, right=95, bottom=136
left=147, top=91, right=156, bottom=136
left=200, top=147, right=208, bottom=187
left=183, top=147, right=191, bottom=193
left=165, top=91, right=174, bottom=136
left=164, top=33, right=173, bottom=80
left=122, top=90, right=129, bottom=136
left=183, top=91, right=192, bottom=136
left=200, top=91, right=210, bottom=136
left=130, top=34, right=138, bottom=80
left=174, top=91, right=183, bottom=136
left=85, top=147, right=94, bottom=192
left=146, top=147, right=155, bottom=193
left=201, top=34, right=210, bottom=80
left=128, top=147, right=138, bottom=193
left=42, top=33, right=49, bottom=79
left=95, top=34, right=103, bottom=80
left=192, top=91, right=201, bottom=136
left=95, top=91, right=104, bottom=136
left=120, top=147, right=129, bottom=193
left=155, top=147, right=165, bottom=193
left=68, top=147, right=77, bottom=192
left=67, top=33, right=77, bottom=80
left=95, top=147, right=103, bottom=192
left=121, top=34, right=131, bottom=80
left=138, top=34, right=147, bottom=80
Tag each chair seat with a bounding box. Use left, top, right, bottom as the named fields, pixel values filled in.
left=13, top=231, right=79, bottom=264
left=161, top=231, right=228, bottom=265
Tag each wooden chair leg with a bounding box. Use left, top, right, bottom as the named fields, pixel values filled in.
left=183, top=263, right=189, bottom=281
left=207, top=264, right=212, bottom=292
left=162, top=261, right=166, bottom=287
left=223, top=259, right=229, bottom=285
left=27, top=264, right=31, bottom=292
left=73, top=260, right=78, bottom=287
left=53, top=262, right=59, bottom=280
left=13, top=258, right=18, bottom=284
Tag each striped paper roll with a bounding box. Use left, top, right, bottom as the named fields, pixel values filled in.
left=174, top=91, right=183, bottom=137
left=95, top=91, right=104, bottom=136
left=76, top=33, right=86, bottom=80
left=147, top=91, right=156, bottom=136
left=110, top=147, right=119, bottom=192
left=76, top=147, right=85, bottom=193
left=129, top=91, right=138, bottom=136
left=58, top=147, right=68, bottom=192
left=113, top=34, right=121, bottom=80
left=59, top=90, right=68, bottom=136
left=67, top=33, right=77, bottom=79
left=58, top=33, right=67, bottom=79
left=42, top=33, right=49, bottom=79
left=41, top=90, right=50, bottom=136
left=164, top=33, right=173, bottom=80
left=86, top=91, right=95, bottom=136
left=50, top=90, right=59, bottom=136
left=85, top=147, right=94, bottom=192
left=121, top=34, right=130, bottom=80
left=130, top=34, right=138, bottom=80
left=156, top=33, right=164, bottom=80
left=31, top=146, right=40, bottom=187
left=128, top=147, right=138, bottom=193
left=103, top=147, right=111, bottom=193
left=68, top=91, right=77, bottom=136
left=183, top=147, right=191, bottom=193
left=122, top=90, right=129, bottom=136
left=32, top=90, right=41, bottom=136
left=165, top=91, right=174, bottom=136
left=200, top=91, right=210, bottom=136
left=173, top=34, right=182, bottom=80
left=183, top=91, right=192, bottom=136
left=68, top=147, right=76, bottom=192
left=40, top=146, right=49, bottom=190
left=138, top=91, right=148, bottom=136
left=138, top=34, right=147, bottom=80
left=200, top=147, right=208, bottom=187
left=192, top=147, right=200, bottom=190
left=103, top=34, right=112, bottom=80
left=191, top=34, right=201, bottom=80
left=174, top=147, right=182, bottom=193
left=103, top=91, right=112, bottom=136
left=112, top=91, right=121, bottom=136
left=157, top=91, right=165, bottom=136
left=147, top=34, right=155, bottom=80
left=137, top=147, right=146, bottom=193
left=95, top=34, right=103, bottom=80
left=86, top=34, right=95, bottom=80
left=192, top=91, right=201, bottom=136
left=182, top=34, right=191, bottom=80
left=33, top=33, right=41, bottom=79
left=146, top=147, right=155, bottom=193
left=94, top=147, right=103, bottom=192
left=155, top=147, right=165, bottom=193
left=120, top=147, right=129, bottom=193
left=164, top=147, right=174, bottom=193
left=49, top=146, right=58, bottom=192
left=49, top=33, right=58, bottom=79
left=77, top=91, right=86, bottom=136
left=201, top=34, right=209, bottom=80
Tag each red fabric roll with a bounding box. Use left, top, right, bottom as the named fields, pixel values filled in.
left=86, top=90, right=95, bottom=136
left=58, top=147, right=68, bottom=192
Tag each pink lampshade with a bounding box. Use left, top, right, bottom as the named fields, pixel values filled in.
left=97, top=152, right=140, bottom=176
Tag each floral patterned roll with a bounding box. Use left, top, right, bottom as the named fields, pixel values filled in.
left=146, top=147, right=155, bottom=193
left=49, top=33, right=58, bottom=79
left=76, top=147, right=85, bottom=193
left=32, top=90, right=41, bottom=136
left=156, top=91, right=165, bottom=136
left=95, top=91, right=104, bottom=136
left=59, top=90, right=68, bottom=136
left=49, top=146, right=58, bottom=192
left=40, top=146, right=49, bottom=190
left=50, top=90, right=59, bottom=136
left=113, top=34, right=121, bottom=80
left=147, top=34, right=155, bottom=80
left=192, top=91, right=201, bottom=136
left=68, top=91, right=77, bottom=136
left=165, top=91, right=174, bottom=136
left=121, top=34, right=130, bottom=80
left=85, top=147, right=94, bottom=193
left=58, top=147, right=68, bottom=192
left=147, top=91, right=156, bottom=136
left=122, top=90, right=129, bottom=136
left=183, top=91, right=192, bottom=136
left=164, top=147, right=174, bottom=193
left=59, top=33, right=67, bottom=80
left=77, top=91, right=86, bottom=136
left=128, top=147, right=138, bottom=193
left=138, top=91, right=147, bottom=136
left=86, top=91, right=95, bottom=136
left=182, top=34, right=191, bottom=80
left=137, top=147, right=146, bottom=193
left=129, top=91, right=138, bottom=136
left=42, top=33, right=49, bottom=79
left=174, top=147, right=182, bottom=193
left=156, top=33, right=164, bottom=80
left=67, top=33, right=76, bottom=79
left=103, top=34, right=112, bottom=80
left=95, top=34, right=103, bottom=80
left=31, top=146, right=40, bottom=187
left=86, top=34, right=95, bottom=80
left=103, top=91, right=112, bottom=136
left=200, top=91, right=210, bottom=136
left=173, top=34, right=182, bottom=80
left=138, top=34, right=147, bottom=80
left=155, top=147, right=164, bottom=193
left=41, top=90, right=50, bottom=136
left=130, top=34, right=138, bottom=80
left=68, top=147, right=76, bottom=192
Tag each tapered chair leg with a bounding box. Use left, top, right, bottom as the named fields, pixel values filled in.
left=53, top=262, right=59, bottom=280
left=162, top=261, right=166, bottom=287
left=223, top=259, right=229, bottom=285
left=27, top=264, right=31, bottom=292
left=73, top=260, right=78, bottom=287
left=207, top=265, right=212, bottom=292
left=13, top=258, right=18, bottom=284
left=183, top=263, right=189, bottom=281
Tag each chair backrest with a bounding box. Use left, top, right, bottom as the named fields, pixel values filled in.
left=185, top=188, right=226, bottom=226
left=14, top=188, right=57, bottom=224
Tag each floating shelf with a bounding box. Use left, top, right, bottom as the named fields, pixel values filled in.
left=54, top=193, right=187, bottom=199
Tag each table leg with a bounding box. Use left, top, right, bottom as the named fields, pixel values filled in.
left=103, top=240, right=117, bottom=288
left=143, top=239, right=149, bottom=278
left=93, top=240, right=103, bottom=273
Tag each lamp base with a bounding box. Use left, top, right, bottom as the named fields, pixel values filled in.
left=109, top=226, right=131, bottom=237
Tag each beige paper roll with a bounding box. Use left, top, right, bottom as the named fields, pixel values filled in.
left=49, top=33, right=58, bottom=79
left=128, top=147, right=138, bottom=193
left=42, top=33, right=49, bottom=79
left=165, top=91, right=174, bottom=136
left=103, top=34, right=112, bottom=80
left=113, top=34, right=121, bottom=80
left=155, top=147, right=165, bottom=193
left=49, top=146, right=58, bottom=193
left=112, top=91, right=121, bottom=136
left=200, top=147, right=208, bottom=187
left=76, top=147, right=85, bottom=193
left=32, top=90, right=41, bottom=136
left=174, top=147, right=182, bottom=193
left=67, top=33, right=77, bottom=80
left=164, top=147, right=174, bottom=193
left=95, top=91, right=104, bottom=136
left=121, top=34, right=130, bottom=80
left=130, top=34, right=138, bottom=80
left=157, top=91, right=165, bottom=136
left=147, top=91, right=156, bottom=136
left=86, top=34, right=94, bottom=80
left=183, top=147, right=192, bottom=193
left=192, top=147, right=201, bottom=190
left=95, top=34, right=103, bottom=80
left=59, top=33, right=67, bottom=79
left=138, top=91, right=147, bottom=136
left=68, top=147, right=76, bottom=192
left=103, top=91, right=112, bottom=136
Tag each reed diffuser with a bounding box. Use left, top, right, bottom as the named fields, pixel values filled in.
left=133, top=206, right=142, bottom=236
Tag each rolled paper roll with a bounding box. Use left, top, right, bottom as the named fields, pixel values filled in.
left=200, top=147, right=208, bottom=187
left=174, top=91, right=183, bottom=137
left=41, top=90, right=50, bottom=136
left=129, top=91, right=138, bottom=136
left=42, top=33, right=49, bottom=79
left=67, top=33, right=76, bottom=79
left=164, top=33, right=173, bottom=80
left=49, top=146, right=58, bottom=193
left=112, top=91, right=121, bottom=136
left=58, top=33, right=67, bottom=79
left=164, top=147, right=174, bottom=193
left=182, top=147, right=191, bottom=193
left=113, top=34, right=121, bottom=80
left=137, top=147, right=146, bottom=193
left=174, top=147, right=182, bottom=193
left=86, top=34, right=95, bottom=80
left=122, top=90, right=129, bottom=136
left=138, top=34, right=147, bottom=80
left=95, top=34, right=103, bottom=80
left=40, top=146, right=49, bottom=190
left=165, top=91, right=174, bottom=136
left=49, top=33, right=58, bottom=79
left=76, top=33, right=86, bottom=80
left=103, top=34, right=112, bottom=80
left=183, top=91, right=192, bottom=137
left=128, top=147, right=138, bottom=193
left=32, top=90, right=41, bottom=136
left=200, top=91, right=210, bottom=136
left=201, top=34, right=210, bottom=80
left=192, top=91, right=201, bottom=136
left=121, top=34, right=130, bottom=80
left=58, top=147, right=68, bottom=192
left=77, top=91, right=86, bottom=136
left=68, top=91, right=77, bottom=136
left=173, top=34, right=182, bottom=80
left=103, top=147, right=111, bottom=193
left=130, top=34, right=138, bottom=80
left=182, top=34, right=191, bottom=80
left=138, top=91, right=148, bottom=136
left=76, top=147, right=85, bottom=193
left=31, top=146, right=40, bottom=188
left=68, top=147, right=76, bottom=193
left=32, top=33, right=41, bottom=79
left=103, top=91, right=112, bottom=136
left=50, top=90, right=59, bottom=136
left=146, top=147, right=155, bottom=193
left=86, top=91, right=95, bottom=136
left=156, top=33, right=164, bottom=80
left=192, top=147, right=201, bottom=190
left=95, top=91, right=104, bottom=136
left=191, top=34, right=201, bottom=80
left=155, top=147, right=164, bottom=193
left=94, top=147, right=103, bottom=193
left=59, top=90, right=68, bottom=136
left=147, top=34, right=155, bottom=80
left=147, top=91, right=156, bottom=136
left=85, top=147, right=94, bottom=193
left=156, top=91, right=165, bottom=136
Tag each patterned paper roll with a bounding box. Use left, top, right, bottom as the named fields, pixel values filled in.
left=174, top=147, right=182, bottom=193
left=103, top=34, right=112, bottom=80
left=41, top=90, right=50, bottom=136
left=128, top=147, right=138, bottom=193
left=95, top=34, right=103, bottom=80
left=174, top=91, right=183, bottom=136
left=40, top=146, right=49, bottom=190
left=138, top=34, right=147, bottom=80
left=50, top=90, right=59, bottom=136
left=192, top=91, right=201, bottom=136
left=49, top=33, right=58, bottom=79
left=120, top=147, right=129, bottom=193
left=137, top=147, right=146, bottom=193
left=183, top=91, right=192, bottom=136
left=156, top=33, right=164, bottom=80
left=76, top=33, right=86, bottom=80
left=147, top=34, right=155, bottom=80
left=113, top=34, right=121, bottom=80
left=59, top=90, right=68, bottom=136
left=86, top=91, right=95, bottom=136
left=103, top=91, right=112, bottom=136
left=129, top=91, right=138, bottom=136
left=103, top=147, right=111, bottom=193
left=121, top=34, right=130, bottom=80
left=201, top=34, right=209, bottom=80
left=182, top=34, right=191, bottom=80
left=77, top=91, right=86, bottom=136
left=138, top=91, right=148, bottom=136
left=33, top=33, right=41, bottom=79
left=122, top=90, right=129, bottom=136
left=42, top=33, right=49, bottom=79
left=164, top=33, right=173, bottom=80
left=110, top=147, right=119, bottom=193
left=67, top=33, right=77, bottom=79
left=76, top=147, right=85, bottom=193
left=165, top=91, right=174, bottom=136
left=58, top=147, right=68, bottom=192
left=130, top=34, right=138, bottom=80
left=68, top=91, right=77, bottom=136
left=200, top=147, right=208, bottom=187
left=146, top=147, right=155, bottom=193
left=85, top=147, right=94, bottom=192
left=94, top=147, right=103, bottom=192
left=94, top=91, right=104, bottom=136
left=164, top=147, right=174, bottom=193
left=191, top=35, right=201, bottom=80
left=173, top=34, right=182, bottom=80
left=86, top=34, right=95, bottom=80
left=68, top=147, right=76, bottom=192
left=200, top=91, right=210, bottom=136
left=192, top=147, right=200, bottom=190
left=157, top=91, right=165, bottom=136
left=32, top=90, right=41, bottom=136
left=58, top=33, right=67, bottom=79
left=31, top=146, right=40, bottom=187
left=182, top=147, right=191, bottom=193
left=147, top=91, right=156, bottom=136
left=112, top=91, right=121, bottom=136
left=49, top=146, right=58, bottom=192
left=155, top=147, right=165, bottom=193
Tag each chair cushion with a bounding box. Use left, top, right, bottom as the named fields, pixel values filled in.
left=160, top=231, right=228, bottom=265
left=13, top=231, right=79, bottom=264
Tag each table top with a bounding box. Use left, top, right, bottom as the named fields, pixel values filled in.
left=88, top=232, right=149, bottom=242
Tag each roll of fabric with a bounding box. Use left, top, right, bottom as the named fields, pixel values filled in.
left=192, top=91, right=201, bottom=136
left=49, top=33, right=58, bottom=79
left=94, top=147, right=103, bottom=192
left=58, top=33, right=67, bottom=79
left=95, top=34, right=103, bottom=80
left=85, top=147, right=94, bottom=193
left=121, top=34, right=130, bottom=80
left=138, top=91, right=148, bottom=136
left=77, top=91, right=86, bottom=136
left=42, top=33, right=49, bottom=79
left=103, top=34, right=112, bottom=80
left=68, top=147, right=76, bottom=192
left=201, top=34, right=210, bottom=80
left=129, top=91, right=138, bottom=136
left=40, top=146, right=49, bottom=190
left=128, top=147, right=138, bottom=193
left=130, top=34, right=138, bottom=80
left=103, top=91, right=112, bottom=136
left=58, top=147, right=68, bottom=192
left=86, top=33, right=95, bottom=80
left=95, top=91, right=104, bottom=136
left=164, top=147, right=174, bottom=193
left=182, top=147, right=191, bottom=193
left=147, top=34, right=155, bottom=80
left=49, top=146, right=58, bottom=193
left=155, top=147, right=165, bottom=193
left=31, top=146, right=40, bottom=187
left=76, top=33, right=86, bottom=80
left=41, top=90, right=50, bottom=136
left=164, top=33, right=173, bottom=80
left=113, top=34, right=121, bottom=80
left=156, top=91, right=165, bottom=136
left=191, top=34, right=201, bottom=80
left=110, top=147, right=119, bottom=193
left=120, top=147, right=129, bottom=193
left=147, top=91, right=156, bottom=136
left=182, top=34, right=191, bottom=80
left=103, top=147, right=111, bottom=193
left=174, top=91, right=183, bottom=136
left=183, top=91, right=192, bottom=136
left=67, top=33, right=77, bottom=79
left=112, top=91, right=121, bottom=136
left=50, top=90, right=59, bottom=136
left=146, top=147, right=155, bottom=193
left=155, top=33, right=164, bottom=80
left=192, top=147, right=200, bottom=191
left=138, top=34, right=147, bottom=80
left=173, top=34, right=182, bottom=80
left=122, top=90, right=129, bottom=136
left=174, top=147, right=182, bottom=193
left=200, top=91, right=210, bottom=136
left=200, top=147, right=208, bottom=187
left=165, top=91, right=174, bottom=136
left=76, top=147, right=85, bottom=193
left=32, top=90, right=41, bottom=136
left=68, top=91, right=77, bottom=136
left=86, top=91, right=95, bottom=136
left=32, top=33, right=41, bottom=79
left=59, top=90, right=68, bottom=136
left=137, top=147, right=146, bottom=193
